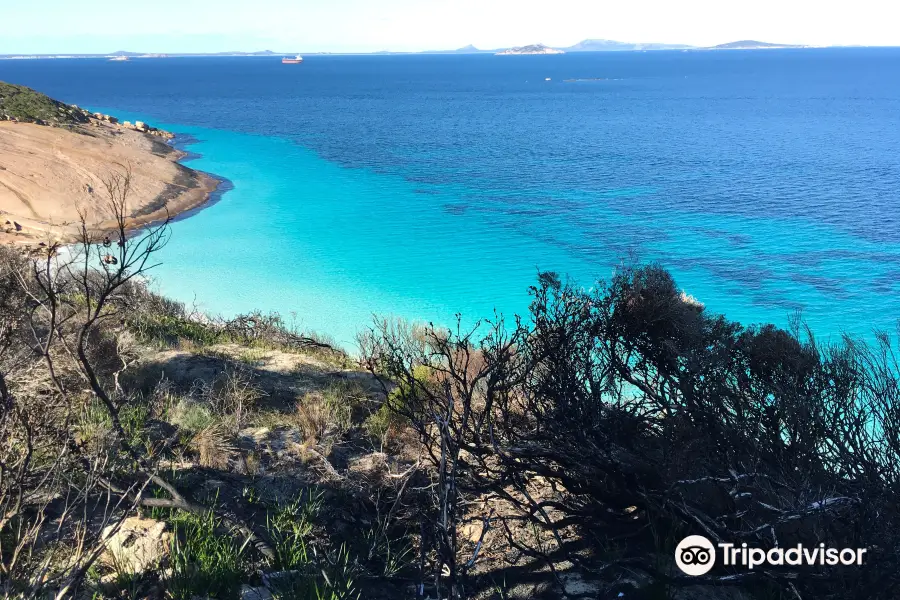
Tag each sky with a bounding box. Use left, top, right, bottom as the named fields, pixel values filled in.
left=1, top=0, right=898, bottom=54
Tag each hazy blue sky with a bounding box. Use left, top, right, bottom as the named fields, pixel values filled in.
left=1, top=0, right=897, bottom=54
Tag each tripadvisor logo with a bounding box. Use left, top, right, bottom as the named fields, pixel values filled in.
left=675, top=535, right=868, bottom=576
left=675, top=535, right=717, bottom=575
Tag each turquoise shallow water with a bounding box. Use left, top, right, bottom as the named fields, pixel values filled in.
left=138, top=124, right=610, bottom=345
left=3, top=52, right=899, bottom=348
left=110, top=117, right=900, bottom=348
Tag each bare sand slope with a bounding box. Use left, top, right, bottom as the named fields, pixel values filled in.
left=0, top=120, right=218, bottom=245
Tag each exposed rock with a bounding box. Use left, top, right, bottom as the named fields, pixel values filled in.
left=238, top=426, right=305, bottom=460
left=134, top=120, right=149, bottom=132
left=239, top=426, right=272, bottom=446
left=152, top=129, right=175, bottom=139
left=461, top=520, right=484, bottom=543
left=91, top=112, right=119, bottom=125
left=348, top=451, right=398, bottom=478
left=100, top=517, right=171, bottom=574
left=241, top=585, right=274, bottom=600
left=559, top=572, right=600, bottom=596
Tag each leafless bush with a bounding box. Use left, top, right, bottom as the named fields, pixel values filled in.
left=364, top=265, right=900, bottom=600
left=192, top=364, right=263, bottom=432
left=224, top=310, right=336, bottom=353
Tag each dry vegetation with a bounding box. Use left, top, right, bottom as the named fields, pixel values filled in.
left=0, top=173, right=897, bottom=600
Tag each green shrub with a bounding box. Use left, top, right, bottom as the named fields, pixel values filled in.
left=296, top=382, right=362, bottom=443
left=362, top=517, right=413, bottom=578
left=386, top=364, right=434, bottom=413
left=0, top=81, right=90, bottom=125
left=129, top=313, right=222, bottom=349
left=361, top=366, right=425, bottom=448
left=362, top=403, right=393, bottom=448
left=169, top=398, right=216, bottom=433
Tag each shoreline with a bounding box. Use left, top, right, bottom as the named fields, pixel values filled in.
left=0, top=117, right=222, bottom=249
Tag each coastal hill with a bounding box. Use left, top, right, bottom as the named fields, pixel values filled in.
left=711, top=40, right=806, bottom=49
left=496, top=43, right=565, bottom=55
left=0, top=82, right=217, bottom=245
left=0, top=81, right=91, bottom=126
left=421, top=44, right=493, bottom=54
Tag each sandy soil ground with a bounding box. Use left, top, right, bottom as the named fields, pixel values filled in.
left=0, top=120, right=218, bottom=246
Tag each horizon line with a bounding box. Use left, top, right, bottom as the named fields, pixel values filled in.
left=3, top=41, right=897, bottom=58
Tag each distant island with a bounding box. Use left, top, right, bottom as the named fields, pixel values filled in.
left=0, top=39, right=827, bottom=60
left=565, top=39, right=694, bottom=52
left=0, top=49, right=298, bottom=60
left=710, top=40, right=807, bottom=50
left=496, top=44, right=565, bottom=56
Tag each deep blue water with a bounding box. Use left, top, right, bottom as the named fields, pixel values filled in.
left=3, top=50, right=899, bottom=346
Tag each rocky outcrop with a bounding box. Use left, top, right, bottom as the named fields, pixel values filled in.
left=119, top=119, right=174, bottom=139
left=92, top=112, right=119, bottom=124
left=100, top=517, right=171, bottom=574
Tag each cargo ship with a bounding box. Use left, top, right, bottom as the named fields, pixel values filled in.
left=282, top=56, right=303, bottom=64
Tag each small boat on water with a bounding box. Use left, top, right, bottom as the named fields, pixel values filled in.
left=109, top=56, right=130, bottom=62
left=282, top=56, right=303, bottom=64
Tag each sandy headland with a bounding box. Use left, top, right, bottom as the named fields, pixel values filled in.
left=0, top=116, right=218, bottom=246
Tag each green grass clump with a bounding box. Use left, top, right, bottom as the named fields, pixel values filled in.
left=267, top=543, right=359, bottom=600
left=264, top=491, right=360, bottom=599
left=168, top=398, right=217, bottom=433
left=0, top=81, right=90, bottom=125
left=237, top=347, right=269, bottom=366
left=164, top=511, right=249, bottom=600
left=268, top=491, right=322, bottom=570
left=77, top=400, right=150, bottom=455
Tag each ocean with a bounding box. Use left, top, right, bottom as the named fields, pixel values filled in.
left=3, top=49, right=899, bottom=347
